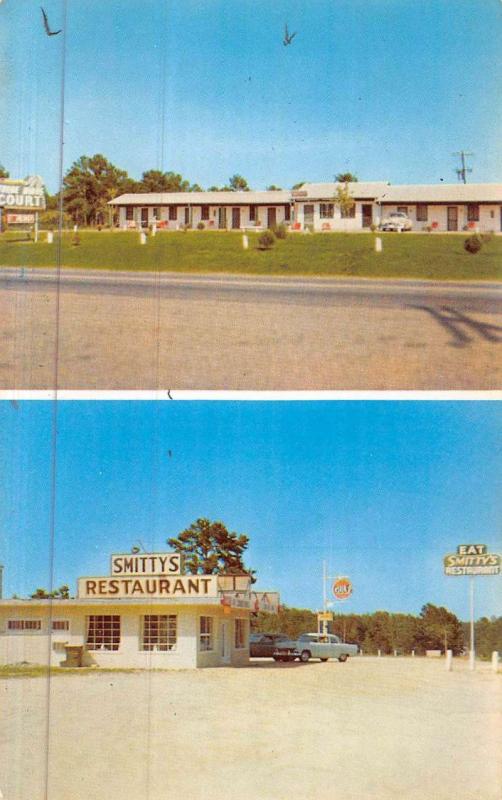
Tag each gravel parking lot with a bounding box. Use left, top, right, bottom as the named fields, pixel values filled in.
left=1, top=657, right=500, bottom=800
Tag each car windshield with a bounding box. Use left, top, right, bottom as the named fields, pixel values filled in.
left=391, top=212, right=406, bottom=218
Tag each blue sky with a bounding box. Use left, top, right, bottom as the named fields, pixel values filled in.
left=1, top=0, right=501, bottom=193
left=0, top=400, right=500, bottom=620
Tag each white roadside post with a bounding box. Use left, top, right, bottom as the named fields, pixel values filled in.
left=34, top=212, right=39, bottom=243
left=446, top=649, right=453, bottom=671
left=151, top=221, right=157, bottom=237
left=375, top=236, right=382, bottom=253
left=47, top=230, right=53, bottom=244
left=491, top=651, right=499, bottom=673
left=242, top=234, right=248, bottom=250
left=139, top=230, right=147, bottom=245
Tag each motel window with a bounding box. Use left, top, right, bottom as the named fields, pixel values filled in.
left=340, top=204, right=356, bottom=219
left=199, top=616, right=213, bottom=651
left=249, top=205, right=257, bottom=222
left=284, top=204, right=291, bottom=221
left=234, top=619, right=246, bottom=649
left=7, top=620, right=42, bottom=631
left=52, top=620, right=70, bottom=632
left=141, top=615, right=177, bottom=652
left=152, top=207, right=161, bottom=220
left=467, top=204, right=479, bottom=222
left=86, top=615, right=120, bottom=651
left=320, top=203, right=334, bottom=219
left=397, top=206, right=408, bottom=215
left=168, top=206, right=177, bottom=221
left=125, top=207, right=134, bottom=221
left=416, top=204, right=428, bottom=222
left=201, top=205, right=210, bottom=221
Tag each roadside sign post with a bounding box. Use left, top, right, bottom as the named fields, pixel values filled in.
left=321, top=562, right=353, bottom=640
left=443, top=543, right=500, bottom=670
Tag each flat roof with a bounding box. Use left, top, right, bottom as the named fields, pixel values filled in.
left=110, top=190, right=291, bottom=206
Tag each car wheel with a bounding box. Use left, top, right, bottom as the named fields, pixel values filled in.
left=273, top=656, right=281, bottom=661
left=338, top=654, right=348, bottom=662
left=320, top=658, right=328, bottom=662
left=300, top=650, right=311, bottom=663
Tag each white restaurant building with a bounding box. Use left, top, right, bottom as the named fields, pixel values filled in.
left=0, top=555, right=278, bottom=669
left=109, top=181, right=502, bottom=233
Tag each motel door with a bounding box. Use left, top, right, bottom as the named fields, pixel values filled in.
left=303, top=204, right=314, bottom=229
left=231, top=207, right=241, bottom=229
left=447, top=207, right=458, bottom=231
left=218, top=207, right=227, bottom=229
left=267, top=207, right=277, bottom=228
left=362, top=204, right=373, bottom=228
left=220, top=622, right=230, bottom=664
left=140, top=208, right=149, bottom=228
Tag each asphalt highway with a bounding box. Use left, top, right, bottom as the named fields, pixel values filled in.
left=1, top=268, right=500, bottom=389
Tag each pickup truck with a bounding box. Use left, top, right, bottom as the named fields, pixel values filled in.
left=273, top=633, right=359, bottom=663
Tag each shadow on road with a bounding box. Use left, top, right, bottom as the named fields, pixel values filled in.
left=410, top=305, right=502, bottom=348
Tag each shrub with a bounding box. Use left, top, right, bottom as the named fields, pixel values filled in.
left=197, top=222, right=205, bottom=230
left=258, top=230, right=275, bottom=250
left=464, top=234, right=482, bottom=254
left=272, top=223, right=288, bottom=240
left=370, top=223, right=378, bottom=232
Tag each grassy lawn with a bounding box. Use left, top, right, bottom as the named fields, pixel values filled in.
left=0, top=230, right=500, bottom=280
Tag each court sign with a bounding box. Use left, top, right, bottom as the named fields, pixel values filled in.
left=444, top=544, right=500, bottom=576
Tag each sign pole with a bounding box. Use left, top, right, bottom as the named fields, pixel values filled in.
left=322, top=560, right=327, bottom=636
left=469, top=576, right=475, bottom=671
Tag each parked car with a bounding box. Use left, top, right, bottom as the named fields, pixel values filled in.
left=250, top=633, right=289, bottom=658
left=273, top=633, right=359, bottom=663
left=379, top=211, right=412, bottom=231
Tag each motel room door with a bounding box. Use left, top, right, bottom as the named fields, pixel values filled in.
left=447, top=207, right=458, bottom=231
left=220, top=622, right=230, bottom=664
left=140, top=208, right=149, bottom=228
left=303, top=204, right=314, bottom=229
left=218, top=207, right=227, bottom=229
left=231, top=207, right=241, bottom=229
left=362, top=204, right=373, bottom=228
left=267, top=207, right=277, bottom=228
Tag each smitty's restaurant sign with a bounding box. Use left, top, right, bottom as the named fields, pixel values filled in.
left=0, top=176, right=46, bottom=210
left=77, top=551, right=217, bottom=598
left=444, top=544, right=500, bottom=576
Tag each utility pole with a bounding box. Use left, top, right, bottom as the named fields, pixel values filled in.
left=453, top=151, right=473, bottom=184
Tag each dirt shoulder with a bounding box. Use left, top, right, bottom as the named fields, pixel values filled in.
left=1, top=657, right=500, bottom=800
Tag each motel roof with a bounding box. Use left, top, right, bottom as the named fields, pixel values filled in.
left=0, top=597, right=245, bottom=608
left=379, top=183, right=502, bottom=203
left=109, top=190, right=291, bottom=206
left=295, top=182, right=390, bottom=200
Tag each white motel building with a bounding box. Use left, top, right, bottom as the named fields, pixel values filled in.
left=0, top=555, right=279, bottom=669
left=109, top=181, right=502, bottom=233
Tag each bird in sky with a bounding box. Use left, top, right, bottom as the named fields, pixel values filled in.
left=283, top=23, right=297, bottom=46
left=41, top=7, right=61, bottom=36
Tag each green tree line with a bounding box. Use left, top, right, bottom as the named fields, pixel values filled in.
left=253, top=604, right=502, bottom=658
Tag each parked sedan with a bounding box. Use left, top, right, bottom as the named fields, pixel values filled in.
left=379, top=211, right=413, bottom=231
left=250, top=633, right=289, bottom=658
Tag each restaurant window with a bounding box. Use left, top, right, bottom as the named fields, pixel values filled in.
left=416, top=204, right=428, bottom=222
left=168, top=206, right=177, bottom=221
left=125, top=206, right=134, bottom=220
left=249, top=205, right=257, bottom=222
left=141, top=615, right=177, bottom=651
left=340, top=204, right=356, bottom=218
left=7, top=619, right=42, bottom=631
left=199, top=616, right=213, bottom=651
left=86, top=615, right=120, bottom=651
left=284, top=204, right=291, bottom=221
left=320, top=203, right=334, bottom=219
left=467, top=204, right=479, bottom=222
left=52, top=620, right=70, bottom=632
left=201, top=205, right=210, bottom=221
left=234, top=619, right=246, bottom=649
